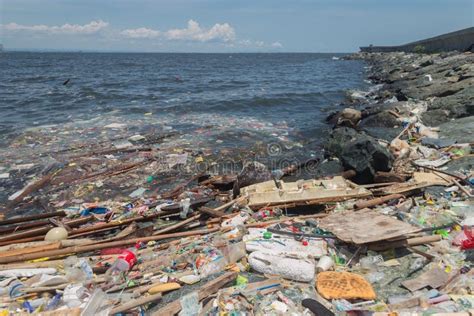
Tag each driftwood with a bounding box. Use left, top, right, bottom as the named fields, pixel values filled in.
left=52, top=159, right=150, bottom=185
left=245, top=213, right=329, bottom=228
left=0, top=211, right=66, bottom=226
left=0, top=241, right=61, bottom=258
left=354, top=193, right=404, bottom=210
left=0, top=228, right=219, bottom=264
left=452, top=179, right=474, bottom=197
left=369, top=235, right=441, bottom=251
left=374, top=171, right=407, bottom=183
left=161, top=173, right=205, bottom=199
left=6, top=171, right=58, bottom=210
left=199, top=206, right=226, bottom=218
left=0, top=216, right=94, bottom=244
left=109, top=293, right=162, bottom=315
left=152, top=214, right=201, bottom=235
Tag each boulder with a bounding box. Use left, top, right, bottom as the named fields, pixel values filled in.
left=233, top=161, right=272, bottom=196
left=359, top=111, right=400, bottom=128
left=438, top=116, right=474, bottom=143
left=324, top=127, right=393, bottom=183
left=422, top=86, right=474, bottom=125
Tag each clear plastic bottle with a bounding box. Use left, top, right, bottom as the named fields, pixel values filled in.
left=106, top=249, right=137, bottom=275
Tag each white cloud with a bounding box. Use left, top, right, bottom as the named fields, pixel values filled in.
left=121, top=20, right=236, bottom=43
left=120, top=27, right=160, bottom=39
left=165, top=20, right=235, bottom=42
left=271, top=41, right=283, bottom=48
left=1, top=20, right=109, bottom=34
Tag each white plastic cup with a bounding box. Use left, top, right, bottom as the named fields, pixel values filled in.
left=316, top=256, right=334, bottom=272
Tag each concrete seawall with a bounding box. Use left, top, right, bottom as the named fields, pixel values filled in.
left=360, top=27, right=474, bottom=53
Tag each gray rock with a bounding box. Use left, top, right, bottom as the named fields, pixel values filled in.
left=438, top=116, right=474, bottom=143
left=362, top=126, right=403, bottom=143
left=360, top=111, right=400, bottom=128
left=233, top=161, right=272, bottom=196
left=324, top=127, right=394, bottom=183
left=422, top=86, right=474, bottom=125
left=445, top=156, right=474, bottom=175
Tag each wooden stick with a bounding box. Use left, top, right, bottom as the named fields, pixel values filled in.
left=0, top=219, right=57, bottom=235
left=354, top=193, right=404, bottom=210
left=21, top=284, right=68, bottom=294
left=360, top=182, right=398, bottom=188
left=412, top=163, right=468, bottom=183
left=0, top=241, right=61, bottom=258
left=452, top=179, right=473, bottom=197
left=6, top=171, right=58, bottom=210
left=0, top=211, right=66, bottom=226
left=153, top=214, right=201, bottom=235
left=109, top=293, right=162, bottom=315
left=151, top=272, right=238, bottom=316
left=245, top=213, right=329, bottom=228
left=214, top=197, right=245, bottom=213
left=369, top=235, right=441, bottom=251
left=0, top=228, right=219, bottom=264
left=0, top=216, right=94, bottom=243
left=199, top=206, right=225, bottom=218
left=393, top=123, right=412, bottom=141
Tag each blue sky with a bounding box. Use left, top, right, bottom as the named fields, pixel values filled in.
left=1, top=0, right=472, bottom=52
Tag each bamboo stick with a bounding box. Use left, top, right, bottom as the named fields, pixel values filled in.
left=0, top=228, right=219, bottom=264
left=0, top=211, right=66, bottom=226
left=0, top=216, right=94, bottom=243
left=109, top=293, right=162, bottom=315
left=354, top=193, right=404, bottom=210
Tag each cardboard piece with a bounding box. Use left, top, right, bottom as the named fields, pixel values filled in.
left=317, top=209, right=419, bottom=244
left=412, top=172, right=452, bottom=186
left=401, top=267, right=450, bottom=292
left=241, top=176, right=371, bottom=209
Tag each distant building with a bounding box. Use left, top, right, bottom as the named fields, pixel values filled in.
left=360, top=27, right=474, bottom=53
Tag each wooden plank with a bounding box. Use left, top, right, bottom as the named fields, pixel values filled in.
left=0, top=228, right=219, bottom=264
left=318, top=209, right=419, bottom=244
left=0, top=241, right=61, bottom=258
left=353, top=194, right=404, bottom=210
left=109, top=293, right=162, bottom=315
left=412, top=172, right=452, bottom=186
left=199, top=206, right=226, bottom=218
left=241, top=176, right=372, bottom=208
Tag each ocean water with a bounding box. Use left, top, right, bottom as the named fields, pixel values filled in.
left=0, top=52, right=367, bottom=149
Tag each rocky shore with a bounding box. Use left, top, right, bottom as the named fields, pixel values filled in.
left=324, top=51, right=473, bottom=183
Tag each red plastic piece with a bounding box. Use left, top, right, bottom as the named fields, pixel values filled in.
left=461, top=227, right=474, bottom=250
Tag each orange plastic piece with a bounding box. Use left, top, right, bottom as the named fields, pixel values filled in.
left=316, top=271, right=376, bottom=300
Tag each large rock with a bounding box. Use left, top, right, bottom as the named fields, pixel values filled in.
left=324, top=127, right=394, bottom=183
left=438, top=116, right=474, bottom=143
left=422, top=86, right=474, bottom=125
left=359, top=111, right=400, bottom=128
left=233, top=161, right=272, bottom=196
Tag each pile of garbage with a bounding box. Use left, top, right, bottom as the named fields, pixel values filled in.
left=0, top=126, right=472, bottom=314
left=0, top=51, right=473, bottom=315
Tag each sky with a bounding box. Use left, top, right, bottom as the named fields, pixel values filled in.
left=0, top=0, right=473, bottom=52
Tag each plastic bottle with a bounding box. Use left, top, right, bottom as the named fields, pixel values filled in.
left=8, top=280, right=24, bottom=298
left=106, top=249, right=137, bottom=275
left=64, top=256, right=93, bottom=282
